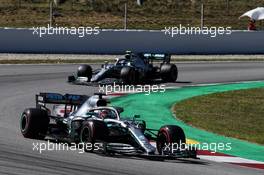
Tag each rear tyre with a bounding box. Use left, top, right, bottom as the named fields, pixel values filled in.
left=79, top=120, right=108, bottom=152
left=160, top=64, right=178, bottom=82
left=156, top=125, right=186, bottom=155
left=20, top=108, right=49, bottom=139
left=120, top=67, right=137, bottom=84
left=77, top=65, right=92, bottom=81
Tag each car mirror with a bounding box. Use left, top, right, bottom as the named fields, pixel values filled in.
left=134, top=115, right=140, bottom=118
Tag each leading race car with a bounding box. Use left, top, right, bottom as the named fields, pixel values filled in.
left=20, top=93, right=196, bottom=159
left=68, top=51, right=178, bottom=85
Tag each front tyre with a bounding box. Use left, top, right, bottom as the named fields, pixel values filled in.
left=77, top=65, right=93, bottom=81
left=79, top=120, right=108, bottom=152
left=156, top=125, right=186, bottom=155
left=20, top=108, right=49, bottom=139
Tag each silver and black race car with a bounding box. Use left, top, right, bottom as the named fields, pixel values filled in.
left=68, top=51, right=178, bottom=85
left=20, top=93, right=196, bottom=159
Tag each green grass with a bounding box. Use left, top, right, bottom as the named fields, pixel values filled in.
left=173, top=88, right=264, bottom=145
left=1, top=0, right=264, bottom=29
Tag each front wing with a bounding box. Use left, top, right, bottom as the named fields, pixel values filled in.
left=101, top=142, right=197, bottom=160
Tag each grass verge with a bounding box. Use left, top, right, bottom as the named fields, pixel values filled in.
left=173, top=88, right=264, bottom=145
left=1, top=0, right=264, bottom=29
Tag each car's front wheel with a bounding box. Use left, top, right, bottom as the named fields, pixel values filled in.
left=156, top=125, right=186, bottom=155
left=77, top=65, right=93, bottom=81
left=79, top=120, right=108, bottom=152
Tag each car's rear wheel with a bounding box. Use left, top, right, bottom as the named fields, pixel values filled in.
left=160, top=64, right=178, bottom=82
left=20, top=108, right=49, bottom=139
left=156, top=125, right=186, bottom=155
left=77, top=65, right=92, bottom=81
left=120, top=67, right=137, bottom=84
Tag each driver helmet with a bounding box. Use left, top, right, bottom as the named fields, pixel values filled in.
left=125, top=50, right=132, bottom=59
left=99, top=110, right=110, bottom=119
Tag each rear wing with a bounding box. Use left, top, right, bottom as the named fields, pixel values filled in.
left=36, top=93, right=89, bottom=105
left=142, top=53, right=171, bottom=63
left=36, top=93, right=89, bottom=115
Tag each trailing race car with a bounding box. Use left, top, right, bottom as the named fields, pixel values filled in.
left=20, top=93, right=196, bottom=159
left=68, top=51, right=178, bottom=85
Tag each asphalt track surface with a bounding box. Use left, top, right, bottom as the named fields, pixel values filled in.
left=0, top=62, right=264, bottom=175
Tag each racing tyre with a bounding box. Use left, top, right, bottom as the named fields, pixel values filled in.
left=156, top=125, right=186, bottom=155
left=120, top=67, right=137, bottom=84
left=79, top=120, right=108, bottom=152
left=77, top=65, right=92, bottom=81
left=160, top=64, right=178, bottom=82
left=20, top=108, right=49, bottom=139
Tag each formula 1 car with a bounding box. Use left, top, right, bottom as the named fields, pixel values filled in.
left=68, top=51, right=178, bottom=85
left=20, top=93, right=196, bottom=159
